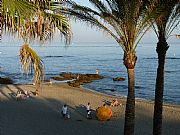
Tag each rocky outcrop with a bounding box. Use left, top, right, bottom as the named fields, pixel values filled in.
left=113, top=77, right=125, bottom=81
left=0, top=77, right=13, bottom=84
left=51, top=72, right=76, bottom=81
left=52, top=72, right=104, bottom=87
left=68, top=74, right=104, bottom=87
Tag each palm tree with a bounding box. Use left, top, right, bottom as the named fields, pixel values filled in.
left=58, top=0, right=155, bottom=134
left=0, top=0, right=72, bottom=87
left=152, top=1, right=180, bottom=135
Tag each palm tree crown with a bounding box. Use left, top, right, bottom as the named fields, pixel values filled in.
left=152, top=0, right=180, bottom=40
left=61, top=0, right=154, bottom=52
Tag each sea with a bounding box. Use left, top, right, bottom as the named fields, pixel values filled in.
left=0, top=39, right=180, bottom=105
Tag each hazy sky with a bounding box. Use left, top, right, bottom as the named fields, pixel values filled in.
left=70, top=19, right=179, bottom=44
left=68, top=0, right=180, bottom=44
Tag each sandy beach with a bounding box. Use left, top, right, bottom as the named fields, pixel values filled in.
left=0, top=83, right=180, bottom=135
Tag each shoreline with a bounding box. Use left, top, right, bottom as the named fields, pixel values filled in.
left=3, top=81, right=180, bottom=106
left=80, top=83, right=180, bottom=107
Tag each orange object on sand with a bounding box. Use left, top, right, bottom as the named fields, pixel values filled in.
left=96, top=106, right=112, bottom=121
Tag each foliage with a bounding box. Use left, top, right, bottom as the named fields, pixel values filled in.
left=0, top=0, right=72, bottom=43
left=0, top=0, right=72, bottom=86
left=152, top=0, right=180, bottom=39
left=59, top=0, right=155, bottom=52
left=20, top=44, right=43, bottom=86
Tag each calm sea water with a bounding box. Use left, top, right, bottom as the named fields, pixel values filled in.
left=0, top=40, right=180, bottom=104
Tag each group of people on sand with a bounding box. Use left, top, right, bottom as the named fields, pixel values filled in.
left=110, top=99, right=121, bottom=107
left=16, top=90, right=31, bottom=100
left=61, top=99, right=121, bottom=120
left=15, top=89, right=39, bottom=101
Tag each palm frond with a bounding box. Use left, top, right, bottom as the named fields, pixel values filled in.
left=15, top=2, right=72, bottom=44
left=89, top=0, right=110, bottom=13
left=166, top=3, right=180, bottom=38
left=20, top=44, right=44, bottom=86
left=153, top=0, right=180, bottom=39
left=61, top=0, right=156, bottom=52
left=2, top=0, right=36, bottom=33
left=45, top=11, right=72, bottom=44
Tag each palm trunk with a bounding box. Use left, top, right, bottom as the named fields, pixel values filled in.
left=123, top=52, right=137, bottom=135
left=153, top=37, right=169, bottom=135
left=124, top=68, right=135, bottom=135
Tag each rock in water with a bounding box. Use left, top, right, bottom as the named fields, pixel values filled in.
left=0, top=77, right=13, bottom=84
left=51, top=72, right=104, bottom=87
left=113, top=77, right=125, bottom=81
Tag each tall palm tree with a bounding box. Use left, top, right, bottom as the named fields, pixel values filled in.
left=0, top=0, right=72, bottom=87
left=58, top=0, right=155, bottom=134
left=152, top=1, right=180, bottom=135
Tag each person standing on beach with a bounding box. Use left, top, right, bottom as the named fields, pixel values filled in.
left=77, top=74, right=80, bottom=80
left=86, top=102, right=92, bottom=119
left=35, top=89, right=39, bottom=96
left=96, top=69, right=99, bottom=74
left=61, top=104, right=69, bottom=119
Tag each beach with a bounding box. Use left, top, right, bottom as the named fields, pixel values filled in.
left=0, top=83, right=180, bottom=135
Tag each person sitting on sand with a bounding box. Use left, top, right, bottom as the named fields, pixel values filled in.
left=24, top=90, right=30, bottom=98
left=48, top=79, right=53, bottom=86
left=16, top=90, right=22, bottom=100
left=111, top=99, right=121, bottom=107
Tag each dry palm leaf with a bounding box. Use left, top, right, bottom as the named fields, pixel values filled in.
left=20, top=44, right=43, bottom=87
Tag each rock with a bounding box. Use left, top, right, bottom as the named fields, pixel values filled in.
left=67, top=80, right=81, bottom=87
left=51, top=76, right=65, bottom=81
left=67, top=73, right=104, bottom=87
left=0, top=77, right=13, bottom=84
left=51, top=72, right=104, bottom=87
left=110, top=89, right=116, bottom=92
left=113, top=77, right=125, bottom=81
left=60, top=72, right=75, bottom=80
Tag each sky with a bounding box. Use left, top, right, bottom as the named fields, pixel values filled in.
left=67, top=0, right=180, bottom=44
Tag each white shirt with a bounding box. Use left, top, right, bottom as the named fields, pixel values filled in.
left=86, top=104, right=90, bottom=111
left=62, top=106, right=67, bottom=114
